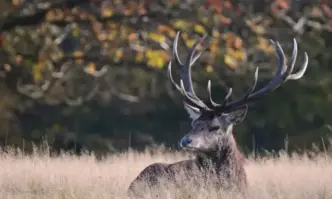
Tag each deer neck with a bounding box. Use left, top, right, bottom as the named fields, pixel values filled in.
left=195, top=133, right=238, bottom=174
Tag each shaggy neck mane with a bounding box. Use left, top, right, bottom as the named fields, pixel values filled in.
left=195, top=129, right=244, bottom=176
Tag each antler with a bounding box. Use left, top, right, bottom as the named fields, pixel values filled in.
left=208, top=38, right=309, bottom=112
left=168, top=31, right=309, bottom=114
left=167, top=31, right=211, bottom=110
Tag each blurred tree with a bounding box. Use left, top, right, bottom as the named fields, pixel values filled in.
left=0, top=0, right=331, bottom=155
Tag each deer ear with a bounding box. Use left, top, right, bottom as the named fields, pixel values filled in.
left=226, top=105, right=248, bottom=125
left=183, top=102, right=201, bottom=121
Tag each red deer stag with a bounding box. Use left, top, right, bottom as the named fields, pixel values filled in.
left=128, top=32, right=308, bottom=197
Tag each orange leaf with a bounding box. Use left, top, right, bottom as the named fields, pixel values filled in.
left=158, top=25, right=168, bottom=32
left=278, top=0, right=289, bottom=9
left=115, top=49, right=123, bottom=59
left=73, top=51, right=83, bottom=58
left=224, top=54, right=238, bottom=69
left=224, top=1, right=232, bottom=9
left=128, top=33, right=137, bottom=40
left=206, top=65, right=213, bottom=73
left=234, top=38, right=243, bottom=49
left=220, top=15, right=232, bottom=25
left=209, top=0, right=222, bottom=12
left=75, top=59, right=83, bottom=64
left=102, top=8, right=113, bottom=17
left=87, top=62, right=96, bottom=73
left=138, top=3, right=147, bottom=15
left=135, top=51, right=144, bottom=62
left=15, top=55, right=23, bottom=64
left=209, top=42, right=218, bottom=54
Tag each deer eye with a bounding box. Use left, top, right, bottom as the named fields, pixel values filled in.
left=208, top=126, right=220, bottom=132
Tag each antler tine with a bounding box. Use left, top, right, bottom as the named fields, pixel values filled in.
left=275, top=38, right=307, bottom=86
left=233, top=67, right=260, bottom=104
left=214, top=38, right=308, bottom=112
left=207, top=80, right=222, bottom=107
left=214, top=67, right=259, bottom=112
left=180, top=80, right=209, bottom=109
left=172, top=32, right=184, bottom=66
left=286, top=52, right=308, bottom=80
left=234, top=41, right=286, bottom=104
left=167, top=61, right=182, bottom=92
left=248, top=39, right=307, bottom=97
left=282, top=38, right=298, bottom=79
left=168, top=31, right=211, bottom=110
left=170, top=32, right=198, bottom=96
left=177, top=33, right=208, bottom=96
left=221, top=88, right=233, bottom=107
left=189, top=37, right=210, bottom=67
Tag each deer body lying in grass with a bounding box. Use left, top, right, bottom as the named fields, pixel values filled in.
left=128, top=32, right=308, bottom=197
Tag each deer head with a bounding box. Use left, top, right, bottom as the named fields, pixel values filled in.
left=168, top=32, right=308, bottom=153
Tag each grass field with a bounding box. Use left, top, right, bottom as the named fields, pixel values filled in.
left=0, top=147, right=331, bottom=199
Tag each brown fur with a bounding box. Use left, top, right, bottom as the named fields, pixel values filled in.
left=127, top=132, right=247, bottom=197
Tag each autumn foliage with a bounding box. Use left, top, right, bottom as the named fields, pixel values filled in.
left=0, top=0, right=331, bottom=154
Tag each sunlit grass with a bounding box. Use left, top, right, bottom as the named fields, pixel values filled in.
left=0, top=146, right=331, bottom=199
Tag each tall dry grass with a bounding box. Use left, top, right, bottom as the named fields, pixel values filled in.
left=0, top=147, right=331, bottom=199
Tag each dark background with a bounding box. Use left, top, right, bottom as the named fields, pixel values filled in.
left=0, top=0, right=331, bottom=156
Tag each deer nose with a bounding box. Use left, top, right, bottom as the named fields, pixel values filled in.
left=180, top=136, right=192, bottom=148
